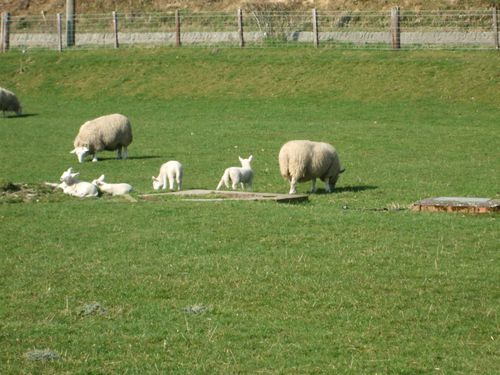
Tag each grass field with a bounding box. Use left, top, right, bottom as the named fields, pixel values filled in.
left=0, top=47, right=499, bottom=374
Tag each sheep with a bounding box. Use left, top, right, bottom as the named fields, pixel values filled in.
left=216, top=155, right=254, bottom=191
left=70, top=113, right=133, bottom=163
left=0, top=87, right=22, bottom=117
left=278, top=140, right=344, bottom=194
left=91, top=175, right=133, bottom=196
left=59, top=167, right=99, bottom=198
left=152, top=161, right=183, bottom=191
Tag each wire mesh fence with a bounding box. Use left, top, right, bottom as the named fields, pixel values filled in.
left=1, top=8, right=499, bottom=51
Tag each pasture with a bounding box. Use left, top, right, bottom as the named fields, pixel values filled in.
left=0, top=47, right=499, bottom=374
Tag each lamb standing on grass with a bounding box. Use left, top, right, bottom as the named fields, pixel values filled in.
left=216, top=155, right=254, bottom=191
left=0, top=87, right=22, bottom=117
left=59, top=168, right=99, bottom=198
left=279, top=140, right=344, bottom=194
left=91, top=175, right=133, bottom=196
left=152, top=161, right=183, bottom=191
left=70, top=113, right=133, bottom=163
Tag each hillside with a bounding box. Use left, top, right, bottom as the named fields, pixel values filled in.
left=1, top=0, right=499, bottom=16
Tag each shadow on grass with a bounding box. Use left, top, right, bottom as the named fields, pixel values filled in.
left=94, top=155, right=161, bottom=161
left=2, top=113, right=38, bottom=119
left=312, top=185, right=378, bottom=194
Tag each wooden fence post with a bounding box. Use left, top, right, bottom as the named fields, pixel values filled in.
left=312, top=8, right=319, bottom=47
left=112, top=11, right=119, bottom=48
left=493, top=7, right=499, bottom=50
left=66, top=0, right=75, bottom=47
left=390, top=7, right=401, bottom=50
left=0, top=12, right=4, bottom=53
left=175, top=10, right=181, bottom=47
left=1, top=12, right=10, bottom=53
left=238, top=8, right=245, bottom=48
left=57, top=13, right=63, bottom=52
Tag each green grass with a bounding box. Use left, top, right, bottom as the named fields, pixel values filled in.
left=0, top=47, right=499, bottom=374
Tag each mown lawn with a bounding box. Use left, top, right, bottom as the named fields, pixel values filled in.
left=0, top=47, right=498, bottom=374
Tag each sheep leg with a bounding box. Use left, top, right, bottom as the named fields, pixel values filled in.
left=310, top=178, right=317, bottom=193
left=116, top=147, right=122, bottom=159
left=176, top=176, right=182, bottom=191
left=91, top=153, right=98, bottom=162
left=122, top=146, right=128, bottom=160
left=289, top=177, right=298, bottom=194
left=324, top=180, right=332, bottom=193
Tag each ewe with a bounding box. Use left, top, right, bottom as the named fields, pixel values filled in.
left=92, top=175, right=133, bottom=196
left=59, top=168, right=99, bottom=198
left=216, top=155, right=254, bottom=191
left=152, top=161, right=183, bottom=191
left=71, top=114, right=132, bottom=163
left=278, top=140, right=344, bottom=194
left=0, top=87, right=22, bottom=117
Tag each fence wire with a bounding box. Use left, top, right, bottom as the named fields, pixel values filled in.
left=2, top=9, right=499, bottom=51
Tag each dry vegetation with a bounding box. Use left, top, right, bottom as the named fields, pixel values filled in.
left=2, top=0, right=499, bottom=15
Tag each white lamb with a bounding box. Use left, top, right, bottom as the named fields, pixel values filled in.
left=278, top=140, right=344, bottom=194
left=91, top=175, right=133, bottom=196
left=0, top=87, right=22, bottom=117
left=216, top=155, right=254, bottom=191
left=152, top=161, right=183, bottom=191
left=59, top=168, right=99, bottom=198
left=70, top=113, right=133, bottom=163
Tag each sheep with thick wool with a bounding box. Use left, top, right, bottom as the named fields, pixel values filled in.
left=70, top=113, right=133, bottom=163
left=59, top=168, right=99, bottom=198
left=0, top=87, right=22, bottom=117
left=216, top=155, right=254, bottom=191
left=152, top=161, right=183, bottom=191
left=278, top=140, right=344, bottom=194
left=92, top=175, right=133, bottom=196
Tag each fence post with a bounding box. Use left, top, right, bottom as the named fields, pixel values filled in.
left=1, top=12, right=10, bottom=53
left=390, top=7, right=401, bottom=50
left=66, top=0, right=75, bottom=47
left=57, top=13, right=63, bottom=52
left=175, top=10, right=181, bottom=47
left=238, top=8, right=245, bottom=48
left=312, top=8, right=319, bottom=47
left=493, top=7, right=499, bottom=50
left=113, top=11, right=119, bottom=48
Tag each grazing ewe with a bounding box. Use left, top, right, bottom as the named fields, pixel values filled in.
left=152, top=161, right=183, bottom=191
left=0, top=87, right=22, bottom=117
left=278, top=140, right=344, bottom=194
left=91, top=175, right=133, bottom=196
left=59, top=168, right=99, bottom=198
left=70, top=113, right=133, bottom=163
left=216, top=155, right=254, bottom=191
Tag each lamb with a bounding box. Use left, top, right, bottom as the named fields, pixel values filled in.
left=216, top=155, right=254, bottom=191
left=152, top=161, right=183, bottom=191
left=70, top=113, right=133, bottom=163
left=0, top=87, right=22, bottom=117
left=91, top=175, right=133, bottom=196
left=59, top=167, right=99, bottom=198
left=278, top=140, right=344, bottom=194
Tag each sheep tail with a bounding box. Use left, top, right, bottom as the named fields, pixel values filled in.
left=339, top=167, right=346, bottom=174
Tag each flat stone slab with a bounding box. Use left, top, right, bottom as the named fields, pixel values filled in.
left=412, top=197, right=500, bottom=214
left=140, top=189, right=308, bottom=203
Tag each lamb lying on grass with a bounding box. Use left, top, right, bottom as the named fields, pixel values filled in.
left=70, top=113, right=133, bottom=163
left=0, top=87, right=22, bottom=117
left=92, top=175, right=133, bottom=196
left=152, top=161, right=183, bottom=191
left=59, top=168, right=99, bottom=198
left=279, top=140, right=344, bottom=194
left=216, top=155, right=253, bottom=191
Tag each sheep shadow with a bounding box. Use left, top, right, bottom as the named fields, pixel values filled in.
left=312, top=185, right=378, bottom=195
left=2, top=113, right=38, bottom=119
left=94, top=155, right=161, bottom=162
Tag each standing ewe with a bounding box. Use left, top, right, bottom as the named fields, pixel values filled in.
left=0, top=87, right=22, bottom=117
left=91, top=175, right=133, bottom=196
left=216, top=155, right=254, bottom=191
left=152, top=161, right=183, bottom=191
left=70, top=113, right=133, bottom=163
left=278, top=140, right=344, bottom=194
left=59, top=168, right=99, bottom=198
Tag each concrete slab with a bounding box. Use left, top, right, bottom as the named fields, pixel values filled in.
left=412, top=197, right=500, bottom=214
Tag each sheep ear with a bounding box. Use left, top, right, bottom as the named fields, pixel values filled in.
left=71, top=172, right=80, bottom=178
left=99, top=174, right=105, bottom=181
left=248, top=155, right=253, bottom=161
left=70, top=149, right=76, bottom=154
left=152, top=176, right=156, bottom=180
